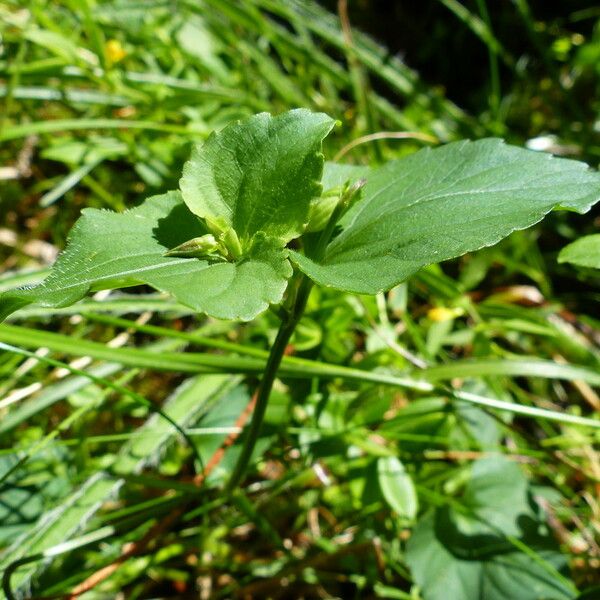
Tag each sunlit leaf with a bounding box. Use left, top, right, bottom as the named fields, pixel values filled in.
left=0, top=193, right=291, bottom=322
left=292, top=139, right=600, bottom=293
left=180, top=109, right=336, bottom=245
left=377, top=456, right=418, bottom=521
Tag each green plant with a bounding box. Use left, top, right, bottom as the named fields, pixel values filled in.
left=1, top=108, right=600, bottom=493
left=3, top=1, right=600, bottom=596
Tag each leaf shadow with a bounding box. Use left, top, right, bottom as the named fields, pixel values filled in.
left=433, top=505, right=564, bottom=563
left=434, top=506, right=513, bottom=560
left=152, top=202, right=208, bottom=250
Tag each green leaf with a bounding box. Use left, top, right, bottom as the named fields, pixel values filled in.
left=0, top=110, right=336, bottom=322
left=291, top=139, right=600, bottom=293
left=406, top=456, right=575, bottom=600
left=0, top=192, right=291, bottom=322
left=558, top=234, right=600, bottom=268
left=407, top=511, right=574, bottom=600
left=321, top=161, right=370, bottom=192
left=377, top=456, right=418, bottom=521
left=176, top=16, right=229, bottom=79
left=456, top=456, right=533, bottom=537
left=23, top=29, right=82, bottom=63
left=179, top=109, right=336, bottom=245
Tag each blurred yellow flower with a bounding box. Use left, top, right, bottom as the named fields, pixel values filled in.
left=106, top=39, right=126, bottom=64
left=427, top=306, right=463, bottom=322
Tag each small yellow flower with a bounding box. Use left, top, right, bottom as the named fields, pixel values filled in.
left=427, top=306, right=463, bottom=322
left=105, top=39, right=126, bottom=65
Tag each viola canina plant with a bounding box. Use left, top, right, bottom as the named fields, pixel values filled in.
left=1, top=109, right=600, bottom=491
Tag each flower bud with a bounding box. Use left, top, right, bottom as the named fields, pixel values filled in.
left=305, top=195, right=339, bottom=232
left=164, top=234, right=225, bottom=260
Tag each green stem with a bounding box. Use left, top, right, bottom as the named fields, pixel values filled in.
left=226, top=275, right=313, bottom=492
left=225, top=181, right=359, bottom=492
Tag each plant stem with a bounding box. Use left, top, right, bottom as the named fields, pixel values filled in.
left=225, top=180, right=361, bottom=492
left=225, top=275, right=313, bottom=492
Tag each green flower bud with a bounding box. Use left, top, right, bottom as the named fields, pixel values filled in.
left=305, top=194, right=339, bottom=232
left=164, top=234, right=226, bottom=260
left=218, top=227, right=243, bottom=260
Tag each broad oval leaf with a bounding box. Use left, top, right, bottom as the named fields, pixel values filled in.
left=179, top=109, right=336, bottom=245
left=0, top=192, right=291, bottom=322
left=558, top=234, right=600, bottom=269
left=291, top=139, right=600, bottom=293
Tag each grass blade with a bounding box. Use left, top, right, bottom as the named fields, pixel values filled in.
left=1, top=324, right=598, bottom=427
left=0, top=374, right=241, bottom=598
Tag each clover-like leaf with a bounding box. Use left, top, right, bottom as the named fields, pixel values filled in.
left=180, top=109, right=336, bottom=246
left=0, top=192, right=291, bottom=322
left=291, top=139, right=600, bottom=293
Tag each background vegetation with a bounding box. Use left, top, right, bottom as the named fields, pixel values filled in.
left=0, top=1, right=599, bottom=598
